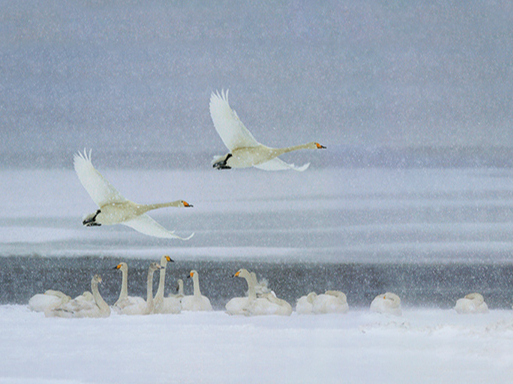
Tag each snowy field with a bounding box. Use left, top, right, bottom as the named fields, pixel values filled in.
left=1, top=305, right=513, bottom=384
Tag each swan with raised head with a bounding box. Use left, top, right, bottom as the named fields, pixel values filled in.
left=115, top=262, right=162, bottom=315
left=209, top=90, right=326, bottom=171
left=29, top=290, right=71, bottom=312
left=454, top=292, right=489, bottom=314
left=46, top=275, right=111, bottom=318
left=370, top=292, right=402, bottom=316
left=181, top=270, right=212, bottom=311
left=74, top=149, right=194, bottom=239
left=225, top=269, right=256, bottom=315
left=153, top=255, right=181, bottom=314
left=112, top=262, right=146, bottom=313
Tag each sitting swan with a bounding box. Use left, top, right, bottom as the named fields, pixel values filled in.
left=181, top=270, right=212, bottom=311
left=29, top=290, right=71, bottom=312
left=73, top=149, right=194, bottom=239
left=225, top=269, right=256, bottom=315
left=169, top=279, right=185, bottom=299
left=209, top=90, right=326, bottom=171
left=296, top=291, right=349, bottom=314
left=114, top=262, right=162, bottom=315
left=112, top=262, right=146, bottom=314
left=370, top=292, right=402, bottom=316
left=296, top=292, right=317, bottom=314
left=46, top=275, right=110, bottom=318
left=246, top=291, right=293, bottom=316
left=153, top=255, right=181, bottom=314
left=454, top=292, right=489, bottom=314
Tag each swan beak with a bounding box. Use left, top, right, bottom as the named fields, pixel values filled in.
left=165, top=256, right=174, bottom=263
left=183, top=201, right=193, bottom=208
left=316, top=143, right=326, bottom=149
left=113, top=264, right=121, bottom=270
left=188, top=271, right=194, bottom=278
left=233, top=271, right=241, bottom=277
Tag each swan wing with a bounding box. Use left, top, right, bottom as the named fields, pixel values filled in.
left=254, top=158, right=310, bottom=172
left=210, top=90, right=260, bottom=150
left=74, top=149, right=127, bottom=207
left=122, top=214, right=194, bottom=240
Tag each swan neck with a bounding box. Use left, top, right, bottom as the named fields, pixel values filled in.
left=145, top=201, right=182, bottom=211
left=146, top=269, right=156, bottom=309
left=91, top=281, right=109, bottom=311
left=119, top=268, right=128, bottom=301
left=244, top=276, right=256, bottom=300
left=178, top=280, right=184, bottom=296
left=155, top=266, right=166, bottom=301
left=274, top=143, right=310, bottom=156
left=193, top=274, right=201, bottom=297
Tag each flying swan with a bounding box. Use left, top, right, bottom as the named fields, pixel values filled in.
left=73, top=149, right=194, bottom=239
left=209, top=90, right=326, bottom=171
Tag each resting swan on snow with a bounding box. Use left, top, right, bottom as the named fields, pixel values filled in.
left=74, top=149, right=194, bottom=239
left=370, top=292, right=402, bottom=316
left=114, top=262, right=162, bottom=315
left=29, top=290, right=71, bottom=312
left=153, top=255, right=181, bottom=314
left=454, top=293, right=489, bottom=314
left=46, top=275, right=110, bottom=318
left=181, top=270, right=212, bottom=311
left=209, top=90, right=326, bottom=171
left=296, top=290, right=349, bottom=314
left=112, top=262, right=146, bottom=313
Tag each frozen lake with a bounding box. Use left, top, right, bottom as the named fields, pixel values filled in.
left=1, top=166, right=513, bottom=308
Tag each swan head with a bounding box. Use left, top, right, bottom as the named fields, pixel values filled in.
left=314, top=142, right=326, bottom=149
left=233, top=269, right=250, bottom=278
left=160, top=255, right=174, bottom=266
left=188, top=270, right=198, bottom=279
left=113, top=262, right=128, bottom=271
left=92, top=274, right=102, bottom=284
left=149, top=262, right=162, bottom=272
left=212, top=153, right=232, bottom=170
left=464, top=293, right=484, bottom=303
left=83, top=210, right=101, bottom=227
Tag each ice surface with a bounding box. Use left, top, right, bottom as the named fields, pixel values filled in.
left=1, top=306, right=513, bottom=384
left=1, top=168, right=512, bottom=264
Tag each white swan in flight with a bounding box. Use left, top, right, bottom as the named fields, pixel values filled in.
left=181, top=270, right=212, bottom=311
left=46, top=275, right=111, bottom=318
left=153, top=255, right=181, bottom=314
left=370, top=292, right=402, bottom=316
left=209, top=90, right=326, bottom=171
left=28, top=290, right=71, bottom=312
left=73, top=149, right=194, bottom=240
left=454, top=292, right=489, bottom=314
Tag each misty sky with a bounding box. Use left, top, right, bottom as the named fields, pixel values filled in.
left=1, top=0, right=513, bottom=162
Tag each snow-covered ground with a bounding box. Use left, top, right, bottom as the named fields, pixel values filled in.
left=1, top=305, right=513, bottom=384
